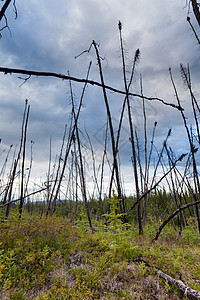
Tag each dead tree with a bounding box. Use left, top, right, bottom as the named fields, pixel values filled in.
left=69, top=77, right=93, bottom=232
left=0, top=0, right=17, bottom=35
left=169, top=68, right=200, bottom=233
left=19, top=103, right=30, bottom=218
left=191, top=0, right=200, bottom=27
left=4, top=100, right=29, bottom=218
left=0, top=0, right=12, bottom=21
left=118, top=21, right=142, bottom=231
left=92, top=41, right=123, bottom=209
left=49, top=62, right=92, bottom=217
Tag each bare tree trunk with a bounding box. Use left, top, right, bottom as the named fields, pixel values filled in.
left=48, top=125, right=68, bottom=216
left=156, top=188, right=177, bottom=232
left=74, top=142, right=79, bottom=220
left=141, top=75, right=148, bottom=225
left=19, top=104, right=30, bottom=218
left=0, top=144, right=13, bottom=180
left=85, top=130, right=100, bottom=197
left=75, top=124, right=93, bottom=231
left=99, top=120, right=108, bottom=216
left=169, top=68, right=200, bottom=233
left=92, top=41, right=123, bottom=211
left=0, top=0, right=12, bottom=21
left=69, top=79, right=93, bottom=231
left=118, top=21, right=142, bottom=233
left=2, top=145, right=15, bottom=205
left=135, top=129, right=144, bottom=195
left=5, top=100, right=28, bottom=218
left=126, top=153, right=187, bottom=214
left=191, top=0, right=200, bottom=27
left=109, top=48, right=140, bottom=197
left=180, top=64, right=200, bottom=144
left=49, top=62, right=92, bottom=216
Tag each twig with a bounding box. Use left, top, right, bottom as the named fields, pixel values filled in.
left=92, top=40, right=123, bottom=206
left=118, top=21, right=141, bottom=228
left=50, top=62, right=92, bottom=214
left=0, top=14, right=11, bottom=37
left=18, top=75, right=31, bottom=87
left=13, top=0, right=17, bottom=19
left=169, top=67, right=200, bottom=232
left=187, top=16, right=200, bottom=45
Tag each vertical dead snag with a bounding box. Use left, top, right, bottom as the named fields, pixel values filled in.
left=118, top=21, right=142, bottom=234
left=169, top=68, right=200, bottom=233
left=140, top=75, right=148, bottom=225
left=19, top=103, right=30, bottom=218
left=92, top=40, right=124, bottom=218
left=48, top=62, right=92, bottom=218
left=4, top=100, right=29, bottom=218
left=180, top=64, right=200, bottom=144
left=48, top=124, right=68, bottom=216
left=191, top=0, right=200, bottom=27
left=69, top=76, right=93, bottom=232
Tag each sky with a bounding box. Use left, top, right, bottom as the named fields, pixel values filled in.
left=0, top=0, right=200, bottom=196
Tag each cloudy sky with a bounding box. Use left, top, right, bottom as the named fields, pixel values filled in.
left=0, top=0, right=200, bottom=195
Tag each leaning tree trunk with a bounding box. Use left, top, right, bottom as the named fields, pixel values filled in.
left=191, top=0, right=200, bottom=27
left=0, top=0, right=12, bottom=21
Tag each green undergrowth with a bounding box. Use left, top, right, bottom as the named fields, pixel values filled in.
left=0, top=213, right=199, bottom=299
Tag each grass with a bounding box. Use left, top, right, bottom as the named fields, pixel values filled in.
left=0, top=213, right=199, bottom=299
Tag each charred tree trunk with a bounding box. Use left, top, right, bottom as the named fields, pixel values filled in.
left=0, top=0, right=12, bottom=21
left=191, top=0, right=200, bottom=27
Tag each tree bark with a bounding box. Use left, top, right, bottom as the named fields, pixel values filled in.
left=156, top=269, right=200, bottom=300
left=0, top=0, right=12, bottom=21
left=134, top=259, right=200, bottom=300
left=92, top=41, right=122, bottom=203
left=191, top=0, right=200, bottom=27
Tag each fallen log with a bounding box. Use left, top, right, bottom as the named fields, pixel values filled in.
left=134, top=259, right=200, bottom=300
left=156, top=269, right=200, bottom=300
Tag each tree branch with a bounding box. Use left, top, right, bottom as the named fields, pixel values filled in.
left=0, top=187, right=48, bottom=207
left=0, top=0, right=12, bottom=22
left=0, top=66, right=183, bottom=111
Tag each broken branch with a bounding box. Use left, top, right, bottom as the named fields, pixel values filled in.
left=0, top=66, right=183, bottom=111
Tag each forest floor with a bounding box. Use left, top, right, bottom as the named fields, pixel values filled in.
left=0, top=214, right=199, bottom=299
